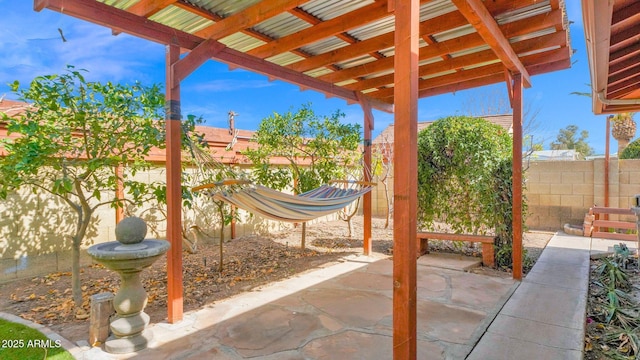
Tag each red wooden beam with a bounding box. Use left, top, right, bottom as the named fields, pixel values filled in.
left=248, top=1, right=390, bottom=59
left=511, top=72, right=523, bottom=281
left=392, top=0, right=418, bottom=358
left=173, top=39, right=226, bottom=84
left=451, top=0, right=532, bottom=87
left=196, top=0, right=310, bottom=40
left=126, top=0, right=176, bottom=17
left=166, top=43, right=184, bottom=323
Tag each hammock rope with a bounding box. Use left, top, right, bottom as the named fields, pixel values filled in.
left=186, top=137, right=373, bottom=223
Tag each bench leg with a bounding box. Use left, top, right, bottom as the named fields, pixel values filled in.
left=417, top=238, right=429, bottom=256
left=481, top=243, right=495, bottom=268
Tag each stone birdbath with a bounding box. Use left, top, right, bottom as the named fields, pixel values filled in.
left=87, top=217, right=170, bottom=354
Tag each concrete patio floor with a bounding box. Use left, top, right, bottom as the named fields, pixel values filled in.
left=78, top=252, right=516, bottom=360
left=8, top=232, right=638, bottom=359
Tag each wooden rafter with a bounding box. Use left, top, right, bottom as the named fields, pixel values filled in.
left=451, top=0, right=532, bottom=87
left=248, top=1, right=390, bottom=59
left=172, top=39, right=226, bottom=85
left=288, top=7, right=386, bottom=62
left=126, top=0, right=177, bottom=17
left=195, top=0, right=310, bottom=40
left=342, top=11, right=562, bottom=92
left=339, top=30, right=566, bottom=93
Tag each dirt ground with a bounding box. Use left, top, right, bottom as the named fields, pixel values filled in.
left=0, top=216, right=553, bottom=345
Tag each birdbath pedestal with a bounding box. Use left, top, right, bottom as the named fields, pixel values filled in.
left=87, top=217, right=169, bottom=354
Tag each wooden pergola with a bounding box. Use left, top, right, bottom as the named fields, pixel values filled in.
left=34, top=1, right=571, bottom=358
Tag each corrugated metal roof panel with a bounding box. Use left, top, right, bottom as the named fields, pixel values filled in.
left=149, top=5, right=213, bottom=34
left=336, top=55, right=379, bottom=69
left=268, top=52, right=306, bottom=66
left=190, top=0, right=261, bottom=18
left=449, top=45, right=491, bottom=58
left=347, top=16, right=395, bottom=41
left=253, top=13, right=311, bottom=39
left=495, top=1, right=552, bottom=24
left=302, top=0, right=375, bottom=21
left=419, top=0, right=457, bottom=21
left=432, top=25, right=476, bottom=42
left=305, top=68, right=334, bottom=77
left=219, top=32, right=265, bottom=52
left=100, top=0, right=137, bottom=9
left=300, top=37, right=350, bottom=56
left=421, top=69, right=456, bottom=80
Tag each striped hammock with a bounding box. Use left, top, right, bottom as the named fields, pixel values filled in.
left=195, top=181, right=373, bottom=223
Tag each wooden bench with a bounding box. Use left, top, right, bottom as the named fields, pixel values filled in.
left=416, top=232, right=495, bottom=267
left=589, top=206, right=637, bottom=241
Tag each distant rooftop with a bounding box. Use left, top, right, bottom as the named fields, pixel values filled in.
left=525, top=149, right=584, bottom=161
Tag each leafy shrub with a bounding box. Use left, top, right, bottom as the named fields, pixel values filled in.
left=620, top=138, right=640, bottom=159
left=417, top=116, right=527, bottom=268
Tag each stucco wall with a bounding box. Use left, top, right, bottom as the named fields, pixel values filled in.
left=0, top=166, right=329, bottom=283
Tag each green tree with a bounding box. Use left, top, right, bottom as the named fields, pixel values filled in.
left=417, top=116, right=527, bottom=268
left=243, top=104, right=362, bottom=249
left=550, top=124, right=594, bottom=157
left=0, top=67, right=168, bottom=307
left=620, top=138, right=640, bottom=159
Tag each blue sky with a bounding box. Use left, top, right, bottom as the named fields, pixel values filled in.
left=0, top=0, right=616, bottom=154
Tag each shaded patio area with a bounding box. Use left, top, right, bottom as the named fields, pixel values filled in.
left=81, top=254, right=516, bottom=359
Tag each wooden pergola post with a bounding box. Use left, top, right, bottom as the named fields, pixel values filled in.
left=359, top=94, right=374, bottom=256
left=392, top=0, right=419, bottom=358
left=512, top=73, right=523, bottom=280
left=166, top=42, right=184, bottom=323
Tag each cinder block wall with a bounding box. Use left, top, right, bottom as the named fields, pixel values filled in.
left=369, top=159, right=640, bottom=232
left=526, top=158, right=640, bottom=230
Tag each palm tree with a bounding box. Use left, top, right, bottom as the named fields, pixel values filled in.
left=610, top=113, right=636, bottom=155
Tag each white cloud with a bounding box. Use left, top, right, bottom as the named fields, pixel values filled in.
left=0, top=2, right=164, bottom=94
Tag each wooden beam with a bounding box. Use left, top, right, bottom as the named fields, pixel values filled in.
left=248, top=1, right=389, bottom=59
left=37, top=0, right=202, bottom=48
left=512, top=72, right=523, bottom=281
left=195, top=0, right=310, bottom=40
left=36, top=0, right=393, bottom=113
left=364, top=42, right=570, bottom=101
left=609, top=54, right=640, bottom=76
left=416, top=73, right=505, bottom=98
left=607, top=75, right=640, bottom=99
left=166, top=42, right=184, bottom=323
left=322, top=30, right=566, bottom=85
left=287, top=32, right=395, bottom=73
left=126, top=0, right=176, bottom=17
left=358, top=93, right=374, bottom=257
left=451, top=0, right=531, bottom=87
left=504, top=68, right=514, bottom=107
left=287, top=6, right=468, bottom=73
left=609, top=64, right=640, bottom=87
left=393, top=0, right=418, bottom=358
left=173, top=39, right=226, bottom=84
left=342, top=11, right=564, bottom=92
